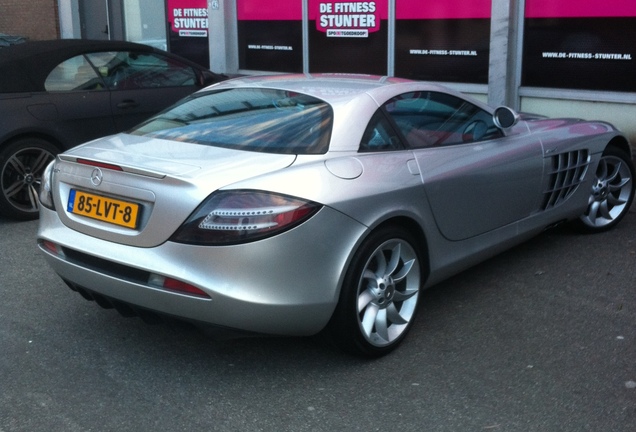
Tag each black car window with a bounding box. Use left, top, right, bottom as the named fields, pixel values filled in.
left=86, top=51, right=197, bottom=90
left=359, top=110, right=403, bottom=152
left=130, top=88, right=333, bottom=155
left=383, top=91, right=503, bottom=148
left=44, top=55, right=105, bottom=91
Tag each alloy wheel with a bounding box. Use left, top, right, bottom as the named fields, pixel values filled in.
left=356, top=238, right=421, bottom=348
left=1, top=145, right=56, bottom=218
left=579, top=150, right=634, bottom=230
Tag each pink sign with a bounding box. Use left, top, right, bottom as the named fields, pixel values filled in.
left=526, top=0, right=636, bottom=18
left=311, top=0, right=388, bottom=36
left=167, top=0, right=209, bottom=35
left=237, top=0, right=302, bottom=20
left=396, top=0, right=491, bottom=20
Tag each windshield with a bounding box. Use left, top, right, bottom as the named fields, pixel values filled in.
left=130, top=88, right=333, bottom=154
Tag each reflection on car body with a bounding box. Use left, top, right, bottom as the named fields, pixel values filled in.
left=37, top=74, right=635, bottom=357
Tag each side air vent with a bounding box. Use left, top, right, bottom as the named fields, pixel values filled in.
left=542, top=150, right=590, bottom=210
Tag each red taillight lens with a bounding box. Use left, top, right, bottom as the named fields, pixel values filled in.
left=170, top=190, right=322, bottom=245
left=149, top=274, right=210, bottom=298
left=41, top=240, right=63, bottom=256
left=77, top=158, right=123, bottom=171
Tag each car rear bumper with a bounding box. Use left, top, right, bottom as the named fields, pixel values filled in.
left=37, top=205, right=367, bottom=336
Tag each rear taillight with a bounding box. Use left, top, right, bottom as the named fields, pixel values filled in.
left=148, top=274, right=210, bottom=298
left=170, top=190, right=321, bottom=245
left=40, top=239, right=64, bottom=257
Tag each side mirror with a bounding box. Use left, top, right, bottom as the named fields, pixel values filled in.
left=493, top=106, right=520, bottom=129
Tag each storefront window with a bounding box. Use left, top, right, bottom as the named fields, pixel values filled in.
left=237, top=0, right=303, bottom=72
left=124, top=0, right=167, bottom=50
left=166, top=0, right=210, bottom=67
left=394, top=0, right=491, bottom=84
left=308, top=0, right=388, bottom=74
left=522, top=0, right=636, bottom=92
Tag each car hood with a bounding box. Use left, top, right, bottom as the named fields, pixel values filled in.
left=55, top=133, right=298, bottom=247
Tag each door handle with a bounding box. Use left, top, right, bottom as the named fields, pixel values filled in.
left=116, top=100, right=140, bottom=109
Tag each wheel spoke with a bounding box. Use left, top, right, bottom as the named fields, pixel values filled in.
left=587, top=201, right=600, bottom=221
left=374, top=309, right=389, bottom=341
left=27, top=184, right=40, bottom=211
left=362, top=269, right=377, bottom=283
left=604, top=161, right=621, bottom=183
left=372, top=249, right=387, bottom=277
left=386, top=303, right=408, bottom=325
left=360, top=303, right=380, bottom=338
left=392, top=288, right=418, bottom=302
left=30, top=150, right=52, bottom=173
left=392, top=258, right=414, bottom=283
left=598, top=200, right=612, bottom=220
left=609, top=178, right=630, bottom=192
left=607, top=193, right=626, bottom=207
left=386, top=243, right=401, bottom=275
left=4, top=179, right=26, bottom=199
left=357, top=288, right=375, bottom=312
left=7, top=155, right=28, bottom=176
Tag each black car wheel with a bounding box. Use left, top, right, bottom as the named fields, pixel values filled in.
left=575, top=146, right=635, bottom=233
left=327, top=226, right=423, bottom=357
left=0, top=138, right=58, bottom=220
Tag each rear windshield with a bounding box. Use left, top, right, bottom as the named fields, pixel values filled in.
left=130, top=88, right=333, bottom=154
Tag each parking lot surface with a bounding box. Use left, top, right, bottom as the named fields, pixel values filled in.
left=1, top=205, right=635, bottom=431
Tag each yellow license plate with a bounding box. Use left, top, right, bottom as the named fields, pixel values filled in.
left=67, top=189, right=140, bottom=229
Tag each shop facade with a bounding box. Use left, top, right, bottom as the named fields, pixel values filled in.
left=55, top=0, right=636, bottom=141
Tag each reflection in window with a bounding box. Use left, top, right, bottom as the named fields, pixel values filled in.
left=384, top=91, right=502, bottom=147
left=360, top=110, right=403, bottom=152
left=86, top=51, right=197, bottom=90
left=130, top=88, right=333, bottom=155
left=45, top=55, right=105, bottom=91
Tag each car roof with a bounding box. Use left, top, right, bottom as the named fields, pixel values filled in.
left=0, top=39, right=192, bottom=93
left=0, top=39, right=155, bottom=64
left=210, top=73, right=461, bottom=106
left=216, top=74, right=409, bottom=94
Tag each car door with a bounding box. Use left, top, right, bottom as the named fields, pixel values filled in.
left=43, top=54, right=116, bottom=147
left=382, top=91, right=545, bottom=241
left=86, top=50, right=202, bottom=131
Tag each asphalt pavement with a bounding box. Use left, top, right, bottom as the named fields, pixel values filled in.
left=1, top=204, right=634, bottom=431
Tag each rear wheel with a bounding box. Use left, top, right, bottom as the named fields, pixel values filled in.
left=327, top=226, right=423, bottom=357
left=0, top=138, right=58, bottom=220
left=575, top=146, right=635, bottom=233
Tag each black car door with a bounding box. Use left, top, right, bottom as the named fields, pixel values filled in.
left=86, top=50, right=202, bottom=131
left=43, top=53, right=116, bottom=146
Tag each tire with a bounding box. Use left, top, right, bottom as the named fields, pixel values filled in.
left=326, top=226, right=423, bottom=357
left=574, top=146, right=635, bottom=233
left=0, top=138, right=58, bottom=220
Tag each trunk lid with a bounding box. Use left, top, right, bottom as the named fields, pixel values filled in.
left=53, top=133, right=297, bottom=247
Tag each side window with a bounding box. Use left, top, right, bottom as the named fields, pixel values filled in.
left=359, top=110, right=404, bottom=152
left=384, top=91, right=503, bottom=148
left=86, top=51, right=197, bottom=90
left=44, top=55, right=105, bottom=91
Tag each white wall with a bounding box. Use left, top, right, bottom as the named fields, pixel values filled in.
left=521, top=97, right=636, bottom=149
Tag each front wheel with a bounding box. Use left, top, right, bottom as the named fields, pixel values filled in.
left=326, top=226, right=423, bottom=357
left=574, top=146, right=635, bottom=233
left=0, top=138, right=58, bottom=220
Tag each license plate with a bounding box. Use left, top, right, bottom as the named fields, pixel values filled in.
left=67, top=189, right=140, bottom=229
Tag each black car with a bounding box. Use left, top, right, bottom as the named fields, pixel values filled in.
left=0, top=39, right=225, bottom=220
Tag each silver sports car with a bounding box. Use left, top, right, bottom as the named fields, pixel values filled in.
left=37, top=74, right=635, bottom=357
